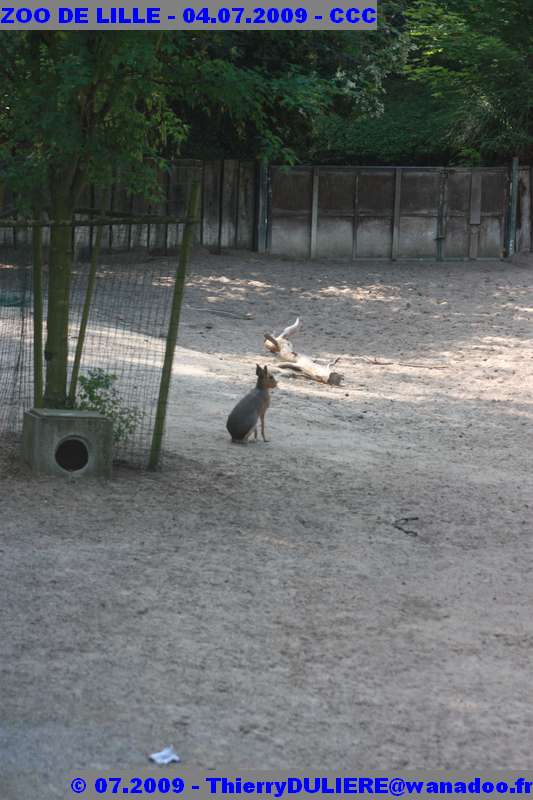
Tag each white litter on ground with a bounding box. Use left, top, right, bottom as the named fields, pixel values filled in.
left=149, top=746, right=180, bottom=765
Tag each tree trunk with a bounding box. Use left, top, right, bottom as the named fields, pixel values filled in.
left=68, top=195, right=107, bottom=407
left=44, top=192, right=74, bottom=408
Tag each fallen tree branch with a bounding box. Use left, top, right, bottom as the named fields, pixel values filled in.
left=399, top=363, right=447, bottom=370
left=278, top=318, right=302, bottom=339
left=264, top=332, right=281, bottom=351
left=263, top=317, right=344, bottom=386
left=392, top=517, right=419, bottom=536
left=349, top=356, right=448, bottom=370
left=186, top=305, right=254, bottom=320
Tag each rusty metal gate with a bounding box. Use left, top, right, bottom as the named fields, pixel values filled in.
left=268, top=166, right=510, bottom=260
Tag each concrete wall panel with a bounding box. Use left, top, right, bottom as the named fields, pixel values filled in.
left=517, top=167, right=531, bottom=253
left=270, top=217, right=310, bottom=258
left=236, top=161, right=255, bottom=249
left=444, top=217, right=469, bottom=258
left=479, top=217, right=503, bottom=258
left=401, top=171, right=440, bottom=214
left=358, top=171, right=394, bottom=215
left=482, top=171, right=507, bottom=214
left=271, top=168, right=312, bottom=213
left=317, top=217, right=353, bottom=259
left=357, top=217, right=392, bottom=258
left=399, top=216, right=438, bottom=258
left=447, top=171, right=470, bottom=214
left=318, top=171, right=355, bottom=212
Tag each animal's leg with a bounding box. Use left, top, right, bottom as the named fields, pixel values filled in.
left=260, top=412, right=269, bottom=442
left=231, top=426, right=254, bottom=444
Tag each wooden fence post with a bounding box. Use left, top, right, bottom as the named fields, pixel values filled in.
left=67, top=202, right=106, bottom=407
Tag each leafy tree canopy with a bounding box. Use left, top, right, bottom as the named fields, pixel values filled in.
left=405, top=0, right=533, bottom=163
left=308, top=78, right=456, bottom=165
left=0, top=25, right=408, bottom=210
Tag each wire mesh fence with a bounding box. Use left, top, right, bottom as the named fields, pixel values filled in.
left=0, top=245, right=187, bottom=467
left=0, top=259, right=33, bottom=436
left=0, top=159, right=257, bottom=253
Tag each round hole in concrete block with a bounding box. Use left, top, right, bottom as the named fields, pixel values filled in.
left=55, top=437, right=89, bottom=472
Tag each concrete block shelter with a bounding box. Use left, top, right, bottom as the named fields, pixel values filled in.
left=22, top=408, right=113, bottom=478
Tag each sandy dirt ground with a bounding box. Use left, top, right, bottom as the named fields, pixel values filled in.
left=1, top=250, right=533, bottom=798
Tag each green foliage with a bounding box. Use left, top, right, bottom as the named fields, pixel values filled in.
left=168, top=22, right=411, bottom=162
left=0, top=29, right=410, bottom=202
left=0, top=33, right=187, bottom=209
left=306, top=0, right=533, bottom=166
left=311, top=79, right=455, bottom=164
left=405, top=0, right=533, bottom=162
left=171, top=25, right=409, bottom=163
left=77, top=368, right=144, bottom=444
left=0, top=19, right=527, bottom=185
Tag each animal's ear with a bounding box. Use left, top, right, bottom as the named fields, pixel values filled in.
left=263, top=365, right=268, bottom=375
left=256, top=364, right=262, bottom=376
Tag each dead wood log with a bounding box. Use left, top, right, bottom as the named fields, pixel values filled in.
left=263, top=317, right=344, bottom=386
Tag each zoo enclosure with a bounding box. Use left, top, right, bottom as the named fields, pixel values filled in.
left=1, top=160, right=531, bottom=260
left=0, top=184, right=200, bottom=469
left=0, top=159, right=531, bottom=467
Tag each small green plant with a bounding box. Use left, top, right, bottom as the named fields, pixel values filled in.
left=77, top=368, right=144, bottom=444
